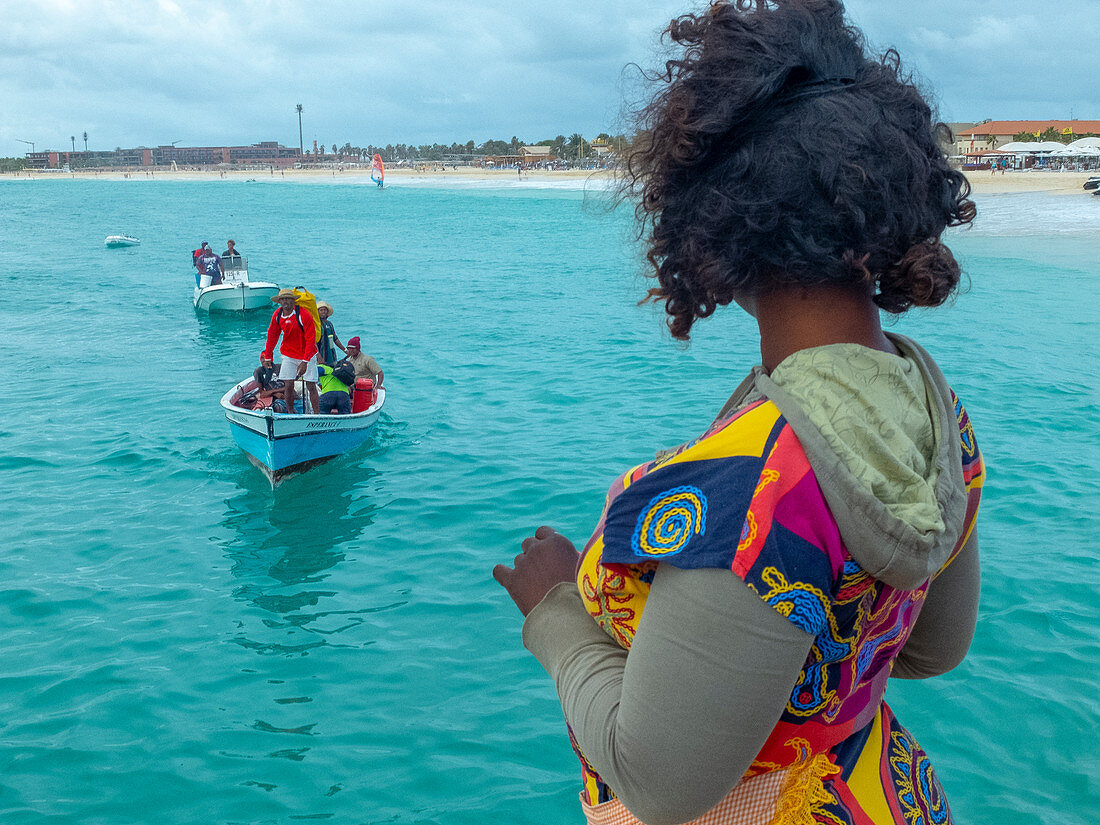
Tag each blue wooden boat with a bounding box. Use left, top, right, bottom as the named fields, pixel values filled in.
left=221, top=378, right=385, bottom=485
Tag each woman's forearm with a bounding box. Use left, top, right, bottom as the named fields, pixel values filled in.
left=524, top=567, right=812, bottom=825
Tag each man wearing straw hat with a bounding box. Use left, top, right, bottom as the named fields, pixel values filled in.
left=316, top=300, right=345, bottom=366
left=261, top=288, right=320, bottom=414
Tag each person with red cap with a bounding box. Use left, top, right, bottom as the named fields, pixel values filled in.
left=261, top=288, right=320, bottom=414
left=342, top=336, right=383, bottom=386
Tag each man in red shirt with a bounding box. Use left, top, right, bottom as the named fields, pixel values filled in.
left=261, top=289, right=320, bottom=414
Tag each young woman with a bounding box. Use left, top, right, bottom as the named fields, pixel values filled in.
left=494, top=2, right=984, bottom=823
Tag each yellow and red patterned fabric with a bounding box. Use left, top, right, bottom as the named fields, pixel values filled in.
left=573, top=395, right=984, bottom=823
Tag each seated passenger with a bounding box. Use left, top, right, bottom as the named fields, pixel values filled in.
left=240, top=365, right=288, bottom=412
left=316, top=360, right=355, bottom=415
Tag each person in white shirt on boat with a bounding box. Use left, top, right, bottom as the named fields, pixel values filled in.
left=198, top=243, right=225, bottom=287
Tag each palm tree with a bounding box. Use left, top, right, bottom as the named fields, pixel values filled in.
left=296, top=104, right=303, bottom=154
left=83, top=131, right=88, bottom=151
left=567, top=133, right=586, bottom=162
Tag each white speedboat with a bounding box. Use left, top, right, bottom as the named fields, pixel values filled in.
left=221, top=377, right=386, bottom=485
left=105, top=235, right=140, bottom=248
left=193, top=256, right=280, bottom=312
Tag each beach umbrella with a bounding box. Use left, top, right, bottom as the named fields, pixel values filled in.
left=1066, top=137, right=1100, bottom=151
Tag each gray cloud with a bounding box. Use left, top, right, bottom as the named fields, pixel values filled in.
left=1, top=0, right=1096, bottom=157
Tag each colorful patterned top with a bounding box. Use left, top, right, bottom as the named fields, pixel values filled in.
left=571, top=391, right=984, bottom=824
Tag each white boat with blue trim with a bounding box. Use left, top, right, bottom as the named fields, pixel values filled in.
left=221, top=377, right=385, bottom=485
left=194, top=255, right=280, bottom=312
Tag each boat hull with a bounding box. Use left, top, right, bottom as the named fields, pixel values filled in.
left=221, top=385, right=385, bottom=485
left=106, top=235, right=140, bottom=248
left=194, top=281, right=280, bottom=312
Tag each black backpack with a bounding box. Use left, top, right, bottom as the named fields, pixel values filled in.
left=333, top=360, right=355, bottom=386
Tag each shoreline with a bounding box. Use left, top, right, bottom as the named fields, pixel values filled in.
left=0, top=165, right=1095, bottom=194
left=0, top=165, right=607, bottom=184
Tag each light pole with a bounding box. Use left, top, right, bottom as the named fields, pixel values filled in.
left=296, top=104, right=303, bottom=155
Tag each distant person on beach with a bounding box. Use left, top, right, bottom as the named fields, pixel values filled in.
left=493, top=2, right=984, bottom=824
left=316, top=301, right=345, bottom=366
left=343, top=337, right=383, bottom=386
left=261, top=288, right=320, bottom=414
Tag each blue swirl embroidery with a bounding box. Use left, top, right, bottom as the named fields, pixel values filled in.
left=630, top=485, right=707, bottom=557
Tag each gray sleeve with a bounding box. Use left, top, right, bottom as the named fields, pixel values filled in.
left=891, top=530, right=980, bottom=680
left=523, top=565, right=813, bottom=825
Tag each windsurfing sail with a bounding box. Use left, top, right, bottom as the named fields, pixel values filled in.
left=371, top=154, right=385, bottom=188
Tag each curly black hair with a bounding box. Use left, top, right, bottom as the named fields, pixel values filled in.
left=622, top=0, right=975, bottom=340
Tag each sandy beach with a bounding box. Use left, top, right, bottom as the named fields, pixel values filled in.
left=2, top=164, right=1096, bottom=195
left=960, top=168, right=1098, bottom=195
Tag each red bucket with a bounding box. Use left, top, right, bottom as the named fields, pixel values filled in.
left=352, top=378, right=375, bottom=413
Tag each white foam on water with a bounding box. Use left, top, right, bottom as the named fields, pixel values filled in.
left=383, top=173, right=615, bottom=192
left=960, top=191, right=1100, bottom=238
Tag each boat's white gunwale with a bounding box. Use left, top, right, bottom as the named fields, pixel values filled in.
left=219, top=384, right=386, bottom=423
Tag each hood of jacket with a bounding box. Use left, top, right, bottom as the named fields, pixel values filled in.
left=727, top=333, right=966, bottom=590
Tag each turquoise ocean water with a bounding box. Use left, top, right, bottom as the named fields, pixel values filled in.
left=1, top=176, right=1097, bottom=824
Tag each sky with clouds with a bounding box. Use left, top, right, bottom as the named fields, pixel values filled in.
left=1, top=0, right=1096, bottom=157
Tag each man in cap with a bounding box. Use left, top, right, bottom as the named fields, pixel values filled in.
left=261, top=288, right=320, bottom=414
left=343, top=336, right=383, bottom=386
left=192, top=243, right=208, bottom=286
left=198, top=242, right=224, bottom=287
